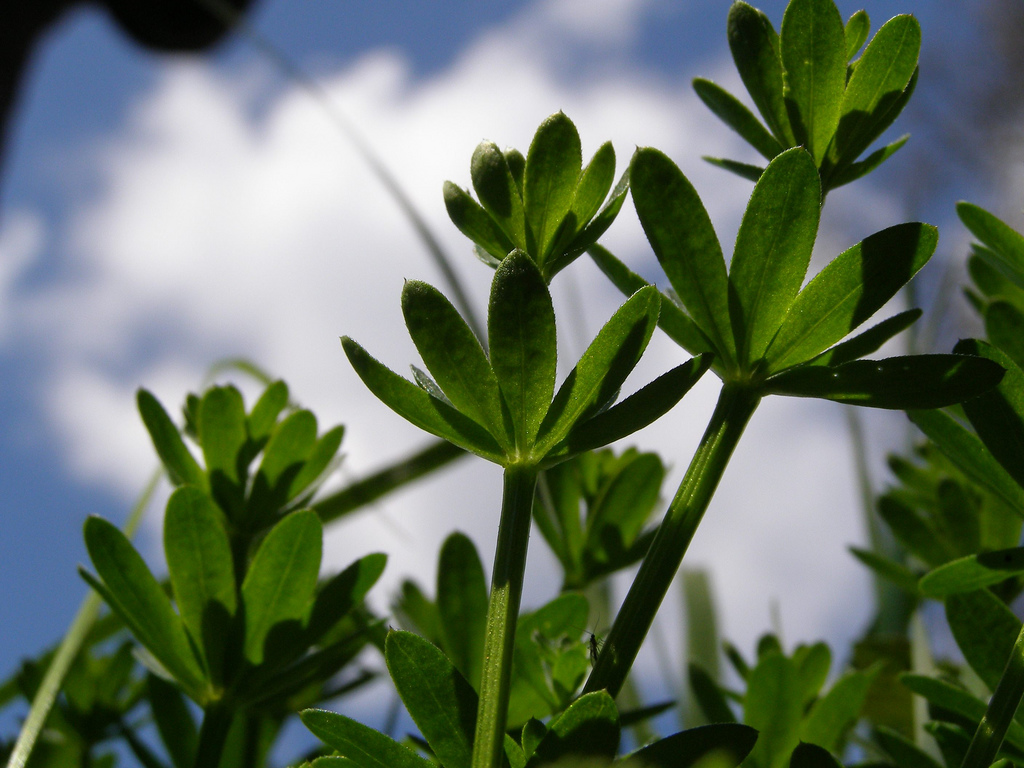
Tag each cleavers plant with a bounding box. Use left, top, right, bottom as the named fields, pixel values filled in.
left=6, top=1, right=1024, bottom=768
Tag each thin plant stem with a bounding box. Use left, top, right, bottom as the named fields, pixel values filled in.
left=472, top=465, right=539, bottom=768
left=5, top=468, right=163, bottom=768
left=193, top=702, right=234, bottom=768
left=960, top=622, right=1024, bottom=768
left=583, top=384, right=760, bottom=698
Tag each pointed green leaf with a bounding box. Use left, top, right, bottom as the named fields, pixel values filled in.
left=304, top=556, right=384, bottom=649
left=535, top=286, right=661, bottom=456
left=790, top=743, right=842, bottom=768
left=729, top=148, right=820, bottom=365
left=848, top=546, right=921, bottom=595
left=693, top=78, right=784, bottom=160
left=385, top=630, right=477, bottom=768
left=436, top=533, right=487, bottom=689
left=258, top=409, right=318, bottom=489
left=877, top=494, right=953, bottom=567
left=444, top=181, right=517, bottom=262
left=946, top=589, right=1021, bottom=691
left=147, top=674, right=198, bottom=768
left=241, top=510, right=322, bottom=665
left=780, top=0, right=846, bottom=164
left=844, top=10, right=870, bottom=60
left=342, top=337, right=505, bottom=463
left=922, top=547, right=1024, bottom=598
left=801, top=669, right=875, bottom=752
left=198, top=385, right=248, bottom=484
left=956, top=339, right=1024, bottom=489
left=874, top=726, right=944, bottom=768
left=472, top=141, right=527, bottom=250
left=563, top=166, right=630, bottom=265
left=248, top=380, right=289, bottom=442
left=969, top=253, right=1024, bottom=304
left=83, top=516, right=205, bottom=695
left=833, top=15, right=920, bottom=167
left=703, top=156, right=766, bottom=183
left=545, top=354, right=712, bottom=464
left=627, top=723, right=757, bottom=768
left=137, top=389, right=206, bottom=489
left=908, top=408, right=1024, bottom=514
left=958, top=203, right=1024, bottom=287
left=164, top=487, right=235, bottom=678
left=825, top=134, right=908, bottom=189
left=987, top=301, right=1024, bottom=369
left=403, top=279, right=508, bottom=447
left=794, top=643, right=831, bottom=705
left=488, top=251, right=556, bottom=451
left=587, top=244, right=716, bottom=361
left=807, top=309, right=921, bottom=367
left=631, top=148, right=735, bottom=366
left=765, top=354, right=1004, bottom=409
left=765, top=222, right=938, bottom=372
left=301, top=708, right=433, bottom=768
left=744, top=653, right=803, bottom=768
left=728, top=2, right=793, bottom=144
left=571, top=142, right=616, bottom=227
left=524, top=112, right=582, bottom=267
left=527, top=690, right=619, bottom=767
left=688, top=664, right=737, bottom=725
left=585, top=453, right=664, bottom=562
left=288, top=424, right=344, bottom=502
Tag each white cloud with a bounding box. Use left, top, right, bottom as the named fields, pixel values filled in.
left=9, top=0, right=912, bottom=673
left=0, top=210, right=44, bottom=341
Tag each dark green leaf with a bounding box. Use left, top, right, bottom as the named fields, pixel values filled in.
left=955, top=339, right=1024, bottom=495
left=729, top=148, right=820, bottom=366
left=794, top=643, right=831, bottom=705
left=258, top=409, right=318, bottom=494
left=920, top=548, right=1024, bottom=598
left=147, top=674, right=197, bottom=768
left=82, top=516, right=205, bottom=695
left=693, top=78, right=784, bottom=160
left=877, top=494, right=951, bottom=567
left=780, top=0, right=846, bottom=164
left=908, top=409, right=1024, bottom=514
left=306, top=552, right=387, bottom=643
left=385, top=630, right=477, bottom=768
left=301, top=708, right=433, bottom=768
left=745, top=653, right=803, bottom=768
left=571, top=142, right=616, bottom=228
left=137, top=389, right=206, bottom=489
left=789, top=743, right=841, bottom=768
left=808, top=309, right=921, bottom=367
left=801, top=669, right=875, bottom=752
left=536, top=286, right=660, bottom=457
left=626, top=723, right=756, bottom=768
left=403, top=279, right=508, bottom=448
left=437, top=533, right=487, bottom=689
left=248, top=380, right=289, bottom=442
left=946, top=589, right=1021, bottom=691
left=198, top=385, right=248, bottom=485
left=986, top=301, right=1024, bottom=369
left=163, top=487, right=235, bottom=680
left=563, top=167, right=630, bottom=272
left=527, top=690, right=619, bottom=767
left=288, top=424, right=344, bottom=502
left=587, top=245, right=716, bottom=361
left=764, top=354, right=1004, bottom=409
left=688, top=664, right=736, bottom=724
left=488, top=251, right=556, bottom=451
left=472, top=141, right=527, bottom=250
left=825, top=135, right=908, bottom=189
left=342, top=337, right=505, bottom=463
left=547, top=355, right=712, bottom=463
left=585, top=453, right=664, bottom=562
left=444, top=181, right=516, bottom=262
left=241, top=509, right=322, bottom=665
left=766, top=223, right=937, bottom=372
left=958, top=203, right=1024, bottom=288
left=631, top=148, right=735, bottom=367
left=728, top=2, right=793, bottom=144
left=844, top=10, right=870, bottom=60
left=702, top=156, right=766, bottom=183
left=874, top=726, right=944, bottom=768
left=848, top=546, right=921, bottom=595
left=832, top=15, right=920, bottom=167
left=524, top=112, right=582, bottom=267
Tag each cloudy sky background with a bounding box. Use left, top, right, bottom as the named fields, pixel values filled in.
left=1, top=0, right=1022, bottom=740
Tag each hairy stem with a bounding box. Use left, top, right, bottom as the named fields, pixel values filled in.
left=472, top=465, right=539, bottom=768
left=960, top=621, right=1024, bottom=768
left=584, top=384, right=760, bottom=698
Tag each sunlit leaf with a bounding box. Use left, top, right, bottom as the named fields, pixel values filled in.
left=301, top=709, right=433, bottom=768
left=524, top=112, right=582, bottom=268
left=437, top=533, right=487, bottom=689
left=444, top=182, right=516, bottom=262
left=471, top=141, right=527, bottom=250
left=693, top=78, right=784, bottom=160
left=728, top=2, right=792, bottom=144
left=137, top=389, right=206, bottom=489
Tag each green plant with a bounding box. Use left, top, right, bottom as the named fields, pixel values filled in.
left=6, top=1, right=1024, bottom=768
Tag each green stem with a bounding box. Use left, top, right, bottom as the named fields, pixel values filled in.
left=193, top=703, right=234, bottom=768
left=583, top=384, right=760, bottom=698
left=472, top=465, right=539, bottom=768
left=960, top=621, right=1024, bottom=768
left=5, top=468, right=162, bottom=768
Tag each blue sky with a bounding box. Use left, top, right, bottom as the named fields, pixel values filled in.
left=0, top=0, right=1017, bottom=735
